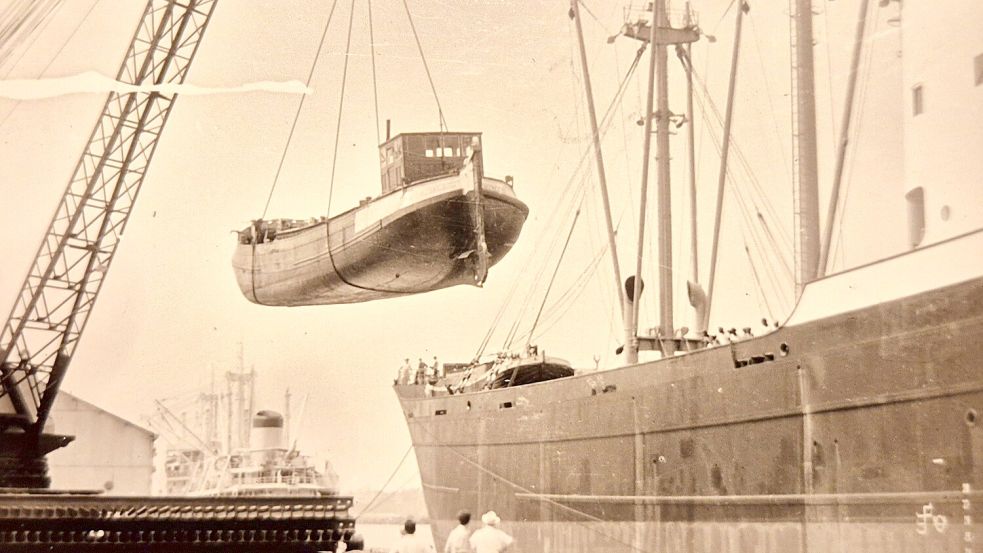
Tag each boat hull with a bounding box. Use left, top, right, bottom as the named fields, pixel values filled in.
left=232, top=175, right=527, bottom=306
left=396, top=231, right=983, bottom=552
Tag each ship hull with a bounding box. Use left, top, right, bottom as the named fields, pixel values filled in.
left=396, top=230, right=983, bottom=552
left=232, top=175, right=527, bottom=306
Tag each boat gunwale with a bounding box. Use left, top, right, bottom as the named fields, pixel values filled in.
left=241, top=173, right=523, bottom=242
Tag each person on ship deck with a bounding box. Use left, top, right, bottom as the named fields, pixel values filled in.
left=397, top=358, right=413, bottom=385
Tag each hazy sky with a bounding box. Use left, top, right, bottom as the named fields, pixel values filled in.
left=0, top=0, right=907, bottom=491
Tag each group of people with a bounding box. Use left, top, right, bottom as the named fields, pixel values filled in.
left=395, top=356, right=442, bottom=386
left=394, top=511, right=514, bottom=553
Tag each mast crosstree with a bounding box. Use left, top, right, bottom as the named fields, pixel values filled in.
left=618, top=2, right=700, bottom=361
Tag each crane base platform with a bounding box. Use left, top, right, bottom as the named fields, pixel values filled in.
left=0, top=492, right=356, bottom=552
left=0, top=426, right=75, bottom=489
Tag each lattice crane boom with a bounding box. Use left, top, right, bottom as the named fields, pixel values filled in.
left=0, top=0, right=218, bottom=448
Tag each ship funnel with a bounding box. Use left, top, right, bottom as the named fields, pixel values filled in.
left=250, top=410, right=286, bottom=451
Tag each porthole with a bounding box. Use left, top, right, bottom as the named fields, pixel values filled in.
left=779, top=342, right=790, bottom=357
left=967, top=408, right=978, bottom=427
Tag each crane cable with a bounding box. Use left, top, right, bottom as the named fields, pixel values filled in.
left=400, top=0, right=446, bottom=132
left=325, top=0, right=358, bottom=218
left=367, top=0, right=381, bottom=146
left=259, top=0, right=341, bottom=219
left=320, top=0, right=407, bottom=297
left=0, top=0, right=63, bottom=76
left=0, top=0, right=101, bottom=130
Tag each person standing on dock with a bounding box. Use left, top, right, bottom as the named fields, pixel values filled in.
left=444, top=510, right=472, bottom=553
left=393, top=519, right=431, bottom=553
left=469, top=511, right=513, bottom=553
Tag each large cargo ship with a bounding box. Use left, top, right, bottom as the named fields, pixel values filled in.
left=395, top=1, right=983, bottom=551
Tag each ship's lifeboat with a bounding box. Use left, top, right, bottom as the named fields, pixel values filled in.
left=232, top=132, right=528, bottom=306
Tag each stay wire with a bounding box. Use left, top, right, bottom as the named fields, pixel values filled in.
left=400, top=0, right=446, bottom=132
left=498, top=44, right=645, bottom=352
left=260, top=0, right=341, bottom=219
left=354, top=444, right=413, bottom=520
left=525, top=242, right=608, bottom=344
left=525, top=192, right=587, bottom=349
left=495, top=26, right=644, bottom=354
left=695, top=87, right=790, bottom=315
left=832, top=10, right=879, bottom=266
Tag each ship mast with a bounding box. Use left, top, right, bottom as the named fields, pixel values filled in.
left=792, top=0, right=821, bottom=295
left=621, top=1, right=700, bottom=361
left=653, top=0, right=675, bottom=350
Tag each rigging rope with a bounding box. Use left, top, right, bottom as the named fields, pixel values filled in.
left=525, top=197, right=586, bottom=348
left=0, top=0, right=100, bottom=130
left=259, top=0, right=341, bottom=219
left=482, top=43, right=645, bottom=358
left=0, top=0, right=63, bottom=75
left=523, top=241, right=608, bottom=345
left=831, top=8, right=879, bottom=268
left=325, top=0, right=358, bottom=218
left=694, top=83, right=792, bottom=316
left=367, top=0, right=381, bottom=146
left=354, top=444, right=413, bottom=520
left=692, top=68, right=793, bottom=259
left=747, top=12, right=792, bottom=184
left=415, top=423, right=650, bottom=553
left=400, top=0, right=446, bottom=132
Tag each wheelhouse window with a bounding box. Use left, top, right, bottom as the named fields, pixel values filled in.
left=378, top=132, right=483, bottom=193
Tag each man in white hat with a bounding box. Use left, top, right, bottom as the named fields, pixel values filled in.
left=468, top=511, right=513, bottom=553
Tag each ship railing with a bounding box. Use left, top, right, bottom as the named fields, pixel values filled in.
left=232, top=474, right=321, bottom=486
left=622, top=4, right=699, bottom=30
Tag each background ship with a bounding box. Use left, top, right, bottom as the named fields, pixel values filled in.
left=155, top=366, right=339, bottom=498
left=395, top=1, right=983, bottom=552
